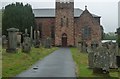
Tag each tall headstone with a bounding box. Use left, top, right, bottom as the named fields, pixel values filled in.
left=87, top=46, right=94, bottom=69
left=34, top=30, right=36, bottom=40
left=87, top=42, right=98, bottom=69
left=108, top=42, right=117, bottom=68
left=116, top=56, right=120, bottom=78
left=6, top=28, right=19, bottom=53
left=30, top=26, right=33, bottom=40
left=22, top=29, right=31, bottom=53
left=30, top=26, right=33, bottom=45
left=33, top=30, right=40, bottom=48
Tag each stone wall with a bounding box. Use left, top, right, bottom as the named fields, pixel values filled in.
left=35, top=17, right=55, bottom=40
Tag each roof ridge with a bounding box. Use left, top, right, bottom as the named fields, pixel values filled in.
left=32, top=8, right=83, bottom=10
left=33, top=8, right=100, bottom=17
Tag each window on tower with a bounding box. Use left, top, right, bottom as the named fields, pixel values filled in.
left=66, top=18, right=68, bottom=27
left=61, top=18, right=63, bottom=27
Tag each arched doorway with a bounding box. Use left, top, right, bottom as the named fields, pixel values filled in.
left=62, top=33, right=67, bottom=47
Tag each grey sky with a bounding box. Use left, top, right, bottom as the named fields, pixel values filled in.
left=0, top=0, right=119, bottom=33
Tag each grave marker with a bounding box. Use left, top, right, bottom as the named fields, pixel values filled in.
left=6, top=28, right=19, bottom=53
left=22, top=29, right=31, bottom=53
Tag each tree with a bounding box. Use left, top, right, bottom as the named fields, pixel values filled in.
left=2, top=2, right=35, bottom=35
left=103, top=32, right=117, bottom=40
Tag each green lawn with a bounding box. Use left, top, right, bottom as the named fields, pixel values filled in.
left=70, top=47, right=118, bottom=78
left=2, top=47, right=58, bottom=77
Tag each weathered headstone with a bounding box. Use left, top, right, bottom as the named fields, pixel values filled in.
left=108, top=42, right=117, bottom=69
left=34, top=39, right=40, bottom=48
left=44, top=37, right=51, bottom=48
left=30, top=26, right=33, bottom=41
left=116, top=56, right=120, bottom=78
left=6, top=28, right=19, bottom=53
left=116, top=44, right=120, bottom=56
left=34, top=30, right=36, bottom=40
left=88, top=41, right=99, bottom=69
left=77, top=42, right=82, bottom=52
left=2, top=35, right=7, bottom=48
left=30, top=26, right=33, bottom=45
left=22, top=29, right=31, bottom=53
left=33, top=30, right=40, bottom=48
left=81, top=42, right=87, bottom=52
left=87, top=46, right=94, bottom=69
left=93, top=43, right=110, bottom=74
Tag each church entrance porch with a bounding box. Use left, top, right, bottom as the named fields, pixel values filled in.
left=62, top=33, right=67, bottom=47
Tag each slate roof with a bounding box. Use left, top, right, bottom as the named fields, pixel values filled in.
left=33, top=8, right=100, bottom=18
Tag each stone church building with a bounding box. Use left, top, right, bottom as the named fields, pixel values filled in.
left=33, top=0, right=103, bottom=47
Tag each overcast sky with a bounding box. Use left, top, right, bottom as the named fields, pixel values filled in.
left=0, top=0, right=120, bottom=33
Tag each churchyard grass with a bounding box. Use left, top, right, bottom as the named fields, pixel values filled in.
left=70, top=47, right=118, bottom=78
left=2, top=47, right=58, bottom=77
left=0, top=45, right=2, bottom=77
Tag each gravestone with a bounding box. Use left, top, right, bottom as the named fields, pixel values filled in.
left=2, top=35, right=7, bottom=48
left=34, top=39, right=40, bottom=48
left=33, top=30, right=40, bottom=48
left=116, top=44, right=120, bottom=56
left=30, top=26, right=33, bottom=41
left=77, top=42, right=82, bottom=52
left=87, top=46, right=94, bottom=69
left=93, top=43, right=110, bottom=74
left=87, top=42, right=98, bottom=69
left=44, top=37, right=51, bottom=48
left=22, top=29, right=31, bottom=53
left=116, top=56, right=120, bottom=78
left=6, top=28, right=19, bottom=53
left=108, top=42, right=117, bottom=69
left=81, top=42, right=87, bottom=52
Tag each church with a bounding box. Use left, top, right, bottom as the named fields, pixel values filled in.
left=33, top=0, right=103, bottom=47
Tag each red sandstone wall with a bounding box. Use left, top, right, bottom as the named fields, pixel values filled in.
left=55, top=2, right=75, bottom=46
left=35, top=18, right=55, bottom=39
left=75, top=9, right=102, bottom=46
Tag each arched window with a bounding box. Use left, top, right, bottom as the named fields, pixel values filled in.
left=82, top=26, right=91, bottom=39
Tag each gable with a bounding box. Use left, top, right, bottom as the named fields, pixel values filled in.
left=79, top=9, right=100, bottom=26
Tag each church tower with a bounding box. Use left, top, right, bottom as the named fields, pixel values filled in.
left=55, top=0, right=75, bottom=47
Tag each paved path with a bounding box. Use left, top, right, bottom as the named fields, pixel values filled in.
left=17, top=48, right=76, bottom=77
